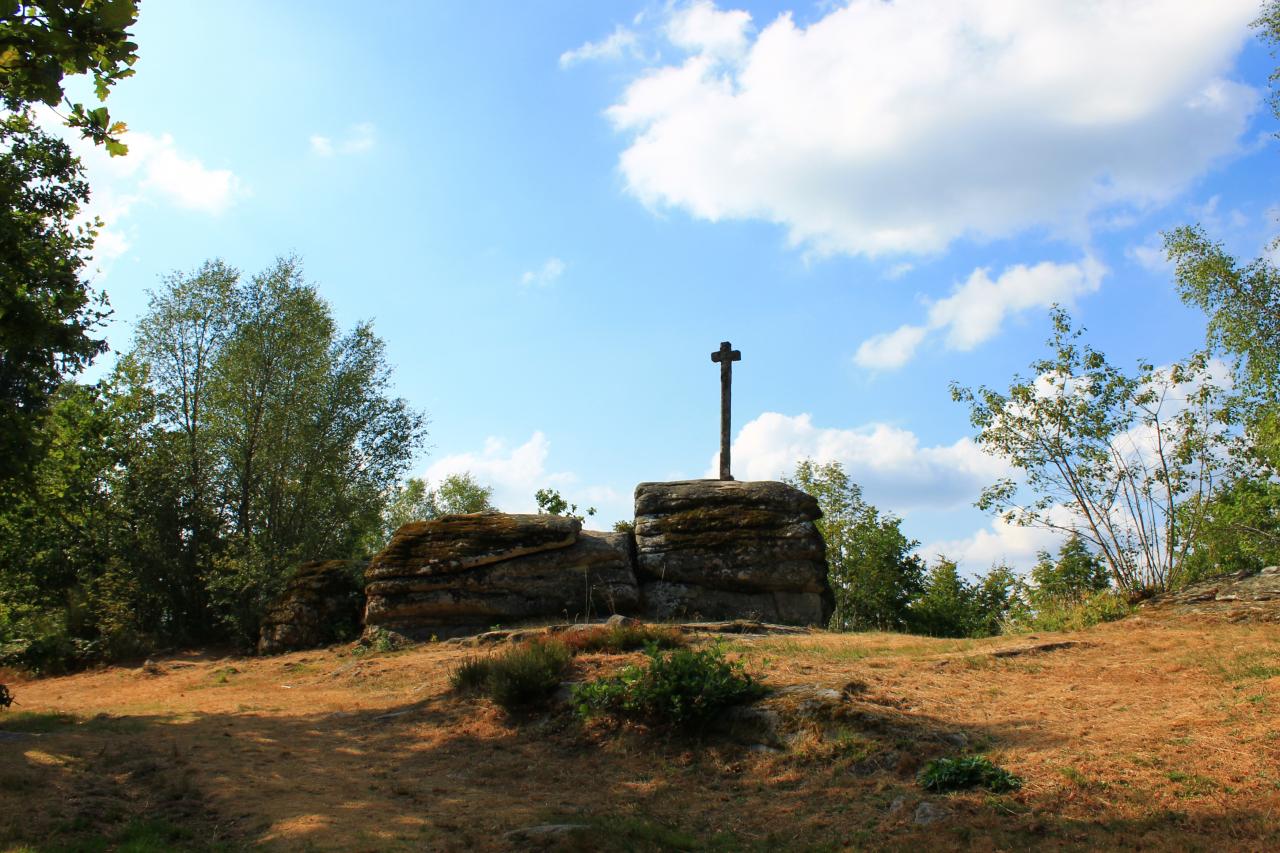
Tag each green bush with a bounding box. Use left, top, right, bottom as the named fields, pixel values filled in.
left=918, top=755, right=1023, bottom=793
left=1011, top=589, right=1132, bottom=633
left=573, top=641, right=768, bottom=731
left=450, top=639, right=572, bottom=711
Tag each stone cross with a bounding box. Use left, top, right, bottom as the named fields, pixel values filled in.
left=711, top=341, right=741, bottom=481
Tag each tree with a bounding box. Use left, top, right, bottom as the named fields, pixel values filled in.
left=0, top=1, right=138, bottom=153
left=381, top=472, right=496, bottom=541
left=952, top=309, right=1226, bottom=594
left=909, top=557, right=972, bottom=638
left=785, top=459, right=923, bottom=631
left=122, top=257, right=427, bottom=645
left=534, top=487, right=596, bottom=523
left=1155, top=4, right=1280, bottom=576
left=0, top=1, right=138, bottom=485
left=1028, top=532, right=1109, bottom=608
left=0, top=112, right=107, bottom=484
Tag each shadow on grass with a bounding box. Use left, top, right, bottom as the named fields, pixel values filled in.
left=2, top=686, right=1277, bottom=851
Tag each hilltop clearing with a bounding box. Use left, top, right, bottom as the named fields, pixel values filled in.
left=2, top=611, right=1278, bottom=851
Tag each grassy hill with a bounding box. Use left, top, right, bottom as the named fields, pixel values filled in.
left=1, top=612, right=1278, bottom=851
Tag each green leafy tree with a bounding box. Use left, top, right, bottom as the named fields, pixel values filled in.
left=1028, top=533, right=1109, bottom=608
left=1156, top=5, right=1280, bottom=578
left=121, top=257, right=427, bottom=645
left=534, top=487, right=596, bottom=523
left=785, top=459, right=924, bottom=631
left=0, top=1, right=138, bottom=486
left=968, top=564, right=1022, bottom=637
left=1179, top=477, right=1280, bottom=580
left=0, top=112, right=107, bottom=484
left=952, top=309, right=1226, bottom=594
left=910, top=556, right=973, bottom=638
left=382, top=472, right=496, bottom=541
left=0, top=1, right=138, bottom=153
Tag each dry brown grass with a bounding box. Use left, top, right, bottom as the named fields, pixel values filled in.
left=2, top=612, right=1278, bottom=851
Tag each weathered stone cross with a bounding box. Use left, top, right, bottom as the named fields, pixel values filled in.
left=711, top=340, right=741, bottom=481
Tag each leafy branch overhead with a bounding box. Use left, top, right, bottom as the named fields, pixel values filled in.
left=0, top=1, right=138, bottom=154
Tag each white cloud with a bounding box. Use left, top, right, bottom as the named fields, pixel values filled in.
left=922, top=512, right=1069, bottom=572
left=854, top=324, right=927, bottom=370
left=712, top=412, right=1009, bottom=513
left=311, top=122, right=376, bottom=157
left=855, top=257, right=1105, bottom=369
left=425, top=432, right=567, bottom=515
left=72, top=129, right=243, bottom=216
left=1126, top=236, right=1173, bottom=273
left=665, top=0, right=751, bottom=61
left=423, top=432, right=626, bottom=528
left=48, top=122, right=245, bottom=275
left=605, top=0, right=1259, bottom=257
left=560, top=25, right=641, bottom=68
left=520, top=257, right=566, bottom=287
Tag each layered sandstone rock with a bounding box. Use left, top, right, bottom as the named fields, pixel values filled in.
left=633, top=480, right=833, bottom=625
left=363, top=513, right=639, bottom=639
left=1140, top=566, right=1280, bottom=622
left=258, top=560, right=366, bottom=655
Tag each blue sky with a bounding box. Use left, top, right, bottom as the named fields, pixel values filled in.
left=66, top=1, right=1279, bottom=572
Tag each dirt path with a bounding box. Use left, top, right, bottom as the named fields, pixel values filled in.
left=3, top=615, right=1279, bottom=851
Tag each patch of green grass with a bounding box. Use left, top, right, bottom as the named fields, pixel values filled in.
left=1167, top=770, right=1218, bottom=798
left=1057, top=765, right=1108, bottom=790
left=450, top=638, right=572, bottom=711
left=22, top=817, right=223, bottom=853
left=210, top=666, right=238, bottom=685
left=573, top=641, right=768, bottom=732
left=575, top=813, right=745, bottom=852
left=0, top=710, right=79, bottom=733
left=1200, top=647, right=1280, bottom=684
left=918, top=755, right=1023, bottom=794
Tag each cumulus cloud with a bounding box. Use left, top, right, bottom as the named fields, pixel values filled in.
left=73, top=129, right=243, bottom=216
left=921, top=512, right=1070, bottom=571
left=520, top=257, right=566, bottom=287
left=855, top=257, right=1105, bottom=369
left=604, top=0, right=1259, bottom=257
left=1126, top=236, right=1173, bottom=273
left=52, top=123, right=245, bottom=275
left=712, top=412, right=1008, bottom=513
left=425, top=432, right=567, bottom=515
left=423, top=432, right=627, bottom=528
left=560, top=25, right=641, bottom=67
left=853, top=324, right=928, bottom=371
left=310, top=122, right=376, bottom=157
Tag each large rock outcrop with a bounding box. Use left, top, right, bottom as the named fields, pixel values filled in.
left=633, top=480, right=833, bottom=625
left=1140, top=566, right=1280, bottom=623
left=364, top=513, right=639, bottom=639
left=258, top=560, right=366, bottom=655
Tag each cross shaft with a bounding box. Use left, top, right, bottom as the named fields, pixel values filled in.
left=711, top=341, right=741, bottom=481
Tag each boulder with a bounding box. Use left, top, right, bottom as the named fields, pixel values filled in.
left=364, top=513, right=639, bottom=639
left=634, top=480, right=833, bottom=625
left=258, top=560, right=365, bottom=655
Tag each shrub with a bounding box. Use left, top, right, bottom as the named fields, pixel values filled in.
left=450, top=638, right=572, bottom=711
left=573, top=641, right=768, bottom=731
left=1010, top=589, right=1132, bottom=633
left=560, top=623, right=685, bottom=655
left=918, top=755, right=1023, bottom=793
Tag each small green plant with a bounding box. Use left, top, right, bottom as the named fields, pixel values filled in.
left=450, top=639, right=572, bottom=711
left=573, top=641, right=768, bottom=731
left=353, top=626, right=405, bottom=656
left=560, top=623, right=685, bottom=654
left=918, top=755, right=1023, bottom=793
